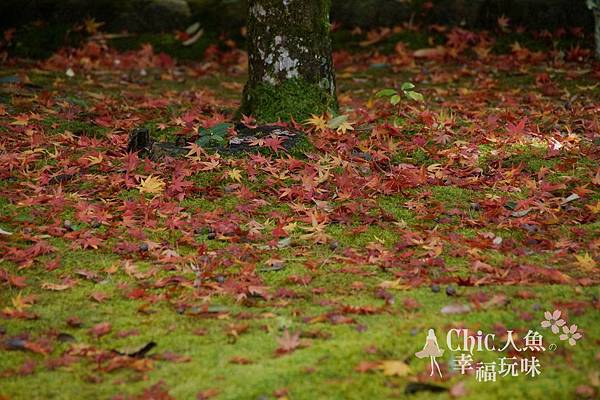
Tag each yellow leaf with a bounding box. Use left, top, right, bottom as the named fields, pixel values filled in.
left=379, top=360, right=411, bottom=377
left=200, top=159, right=221, bottom=171
left=304, top=114, right=328, bottom=132
left=138, top=175, right=165, bottom=195
left=227, top=169, right=242, bottom=182
left=336, top=121, right=354, bottom=134
left=378, top=279, right=409, bottom=290
left=41, top=281, right=74, bottom=291
left=11, top=114, right=30, bottom=126
left=11, top=292, right=30, bottom=312
left=86, top=154, right=103, bottom=166
left=575, top=253, right=597, bottom=271
left=586, top=200, right=600, bottom=214
left=84, top=18, right=104, bottom=35
left=283, top=222, right=297, bottom=233
left=576, top=83, right=599, bottom=91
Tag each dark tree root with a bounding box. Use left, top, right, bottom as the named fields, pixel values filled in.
left=127, top=127, right=152, bottom=153
left=127, top=123, right=308, bottom=160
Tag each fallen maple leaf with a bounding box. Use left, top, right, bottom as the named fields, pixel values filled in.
left=85, top=154, right=104, bottom=166
left=41, top=279, right=77, bottom=291
left=575, top=253, right=597, bottom=272
left=138, top=175, right=165, bottom=195
left=441, top=304, right=471, bottom=314
left=83, top=17, right=104, bottom=34
left=241, top=114, right=257, bottom=128
left=247, top=285, right=271, bottom=300
left=90, top=292, right=110, bottom=303
left=74, top=235, right=103, bottom=250
left=413, top=47, right=446, bottom=59
left=336, top=121, right=354, bottom=134
left=200, top=158, right=221, bottom=171
left=276, top=329, right=301, bottom=354
left=355, top=360, right=381, bottom=372
left=586, top=200, right=600, bottom=214
left=227, top=169, right=243, bottom=182
left=10, top=292, right=34, bottom=312
left=23, top=341, right=50, bottom=356
left=497, top=15, right=510, bottom=32
left=262, top=135, right=285, bottom=152
left=10, top=114, right=30, bottom=126
left=66, top=316, right=83, bottom=328
left=379, top=360, right=411, bottom=376
left=229, top=356, right=253, bottom=365
left=185, top=142, right=205, bottom=159
left=89, top=322, right=112, bottom=338
left=378, top=279, right=409, bottom=290
left=299, top=211, right=331, bottom=243
left=196, top=388, right=219, bottom=400
left=304, top=114, right=328, bottom=132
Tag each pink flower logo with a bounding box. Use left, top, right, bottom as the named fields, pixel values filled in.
left=540, top=310, right=565, bottom=334
left=559, top=324, right=582, bottom=346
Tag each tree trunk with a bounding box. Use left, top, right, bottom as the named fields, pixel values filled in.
left=589, top=1, right=600, bottom=60
left=594, top=10, right=600, bottom=60
left=240, top=0, right=337, bottom=122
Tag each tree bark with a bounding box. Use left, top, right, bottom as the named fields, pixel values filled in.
left=594, top=10, right=600, bottom=60
left=589, top=1, right=600, bottom=60
left=240, top=0, right=337, bottom=122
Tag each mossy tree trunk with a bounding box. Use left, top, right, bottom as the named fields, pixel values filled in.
left=594, top=9, right=600, bottom=60
left=240, top=0, right=337, bottom=122
left=589, top=1, right=600, bottom=59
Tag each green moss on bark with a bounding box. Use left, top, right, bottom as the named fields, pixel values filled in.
left=241, top=78, right=336, bottom=123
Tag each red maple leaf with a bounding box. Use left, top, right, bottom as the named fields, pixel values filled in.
left=241, top=114, right=257, bottom=128
left=276, top=330, right=301, bottom=355
left=73, top=235, right=103, bottom=250
left=89, top=322, right=112, bottom=338
left=262, top=135, right=285, bottom=153
left=506, top=117, right=527, bottom=136
left=271, top=222, right=288, bottom=239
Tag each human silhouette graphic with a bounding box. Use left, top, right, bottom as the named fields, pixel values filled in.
left=415, top=328, right=444, bottom=377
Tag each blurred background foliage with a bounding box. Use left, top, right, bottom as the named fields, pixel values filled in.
left=0, top=0, right=595, bottom=59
